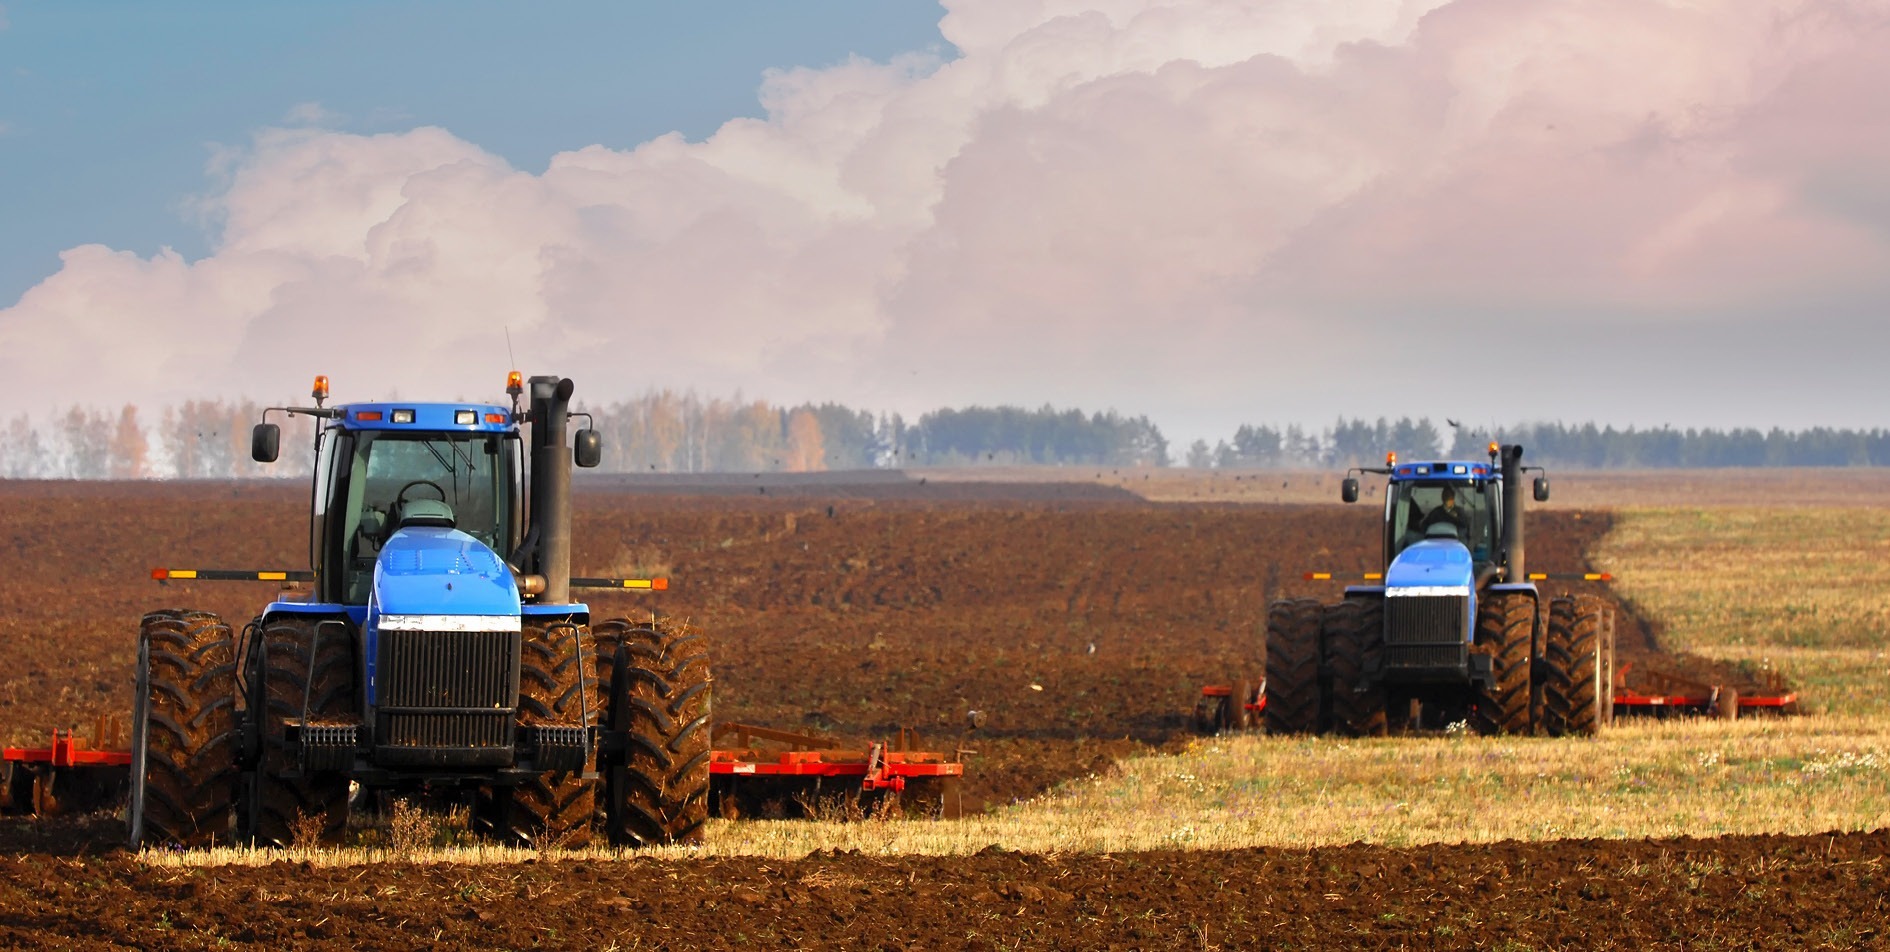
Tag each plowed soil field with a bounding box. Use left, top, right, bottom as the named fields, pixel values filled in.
left=0, top=475, right=1860, bottom=949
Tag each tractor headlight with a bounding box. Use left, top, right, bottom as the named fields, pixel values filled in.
left=391, top=409, right=416, bottom=424
left=455, top=410, right=477, bottom=425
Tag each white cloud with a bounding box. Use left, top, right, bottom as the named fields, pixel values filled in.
left=5, top=0, right=1890, bottom=437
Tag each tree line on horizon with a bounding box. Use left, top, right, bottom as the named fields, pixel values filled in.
left=0, top=393, right=1169, bottom=479
left=2, top=399, right=1886, bottom=479
left=1188, top=418, right=1890, bottom=469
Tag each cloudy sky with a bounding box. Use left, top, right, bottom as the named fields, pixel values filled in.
left=3, top=0, right=1887, bottom=445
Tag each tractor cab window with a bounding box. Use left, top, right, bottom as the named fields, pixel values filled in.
left=1388, top=480, right=1494, bottom=562
left=333, top=431, right=519, bottom=604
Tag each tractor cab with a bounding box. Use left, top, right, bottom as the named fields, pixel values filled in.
left=1381, top=462, right=1500, bottom=572
left=308, top=405, right=524, bottom=606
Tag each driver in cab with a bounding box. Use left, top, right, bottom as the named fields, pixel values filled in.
left=1420, top=485, right=1469, bottom=536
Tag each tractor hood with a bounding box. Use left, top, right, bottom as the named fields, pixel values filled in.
left=369, top=526, right=522, bottom=627
left=1384, top=538, right=1475, bottom=594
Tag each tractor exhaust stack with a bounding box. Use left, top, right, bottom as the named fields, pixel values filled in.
left=528, top=375, right=575, bottom=606
left=1500, top=443, right=1526, bottom=583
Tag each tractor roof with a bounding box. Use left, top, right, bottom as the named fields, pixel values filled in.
left=331, top=402, right=517, bottom=434
left=1386, top=460, right=1497, bottom=482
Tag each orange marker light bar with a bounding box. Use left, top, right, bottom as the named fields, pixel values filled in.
left=1303, top=572, right=1385, bottom=582
left=152, top=568, right=314, bottom=582
left=312, top=375, right=330, bottom=401
left=568, top=576, right=672, bottom=591
left=506, top=371, right=524, bottom=396
left=354, top=410, right=384, bottom=422
left=485, top=413, right=506, bottom=424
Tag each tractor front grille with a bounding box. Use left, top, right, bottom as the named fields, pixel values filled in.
left=1385, top=644, right=1467, bottom=669
left=375, top=629, right=519, bottom=763
left=1384, top=595, right=1467, bottom=646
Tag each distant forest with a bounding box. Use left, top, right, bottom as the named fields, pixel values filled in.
left=1, top=398, right=1885, bottom=479
left=1188, top=419, right=1890, bottom=470
left=0, top=394, right=1169, bottom=479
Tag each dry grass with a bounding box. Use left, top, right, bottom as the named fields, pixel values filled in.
left=1593, top=507, right=1890, bottom=717
left=144, top=716, right=1890, bottom=867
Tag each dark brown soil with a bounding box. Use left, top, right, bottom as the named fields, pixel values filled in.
left=0, top=826, right=1883, bottom=949
left=0, top=477, right=1828, bottom=948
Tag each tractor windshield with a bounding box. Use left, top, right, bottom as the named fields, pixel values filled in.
left=1388, top=480, right=1495, bottom=563
left=328, top=430, right=521, bottom=603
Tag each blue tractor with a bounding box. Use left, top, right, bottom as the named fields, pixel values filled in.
left=1264, top=444, right=1613, bottom=737
left=129, top=373, right=711, bottom=848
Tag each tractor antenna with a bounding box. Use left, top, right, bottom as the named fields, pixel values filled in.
left=504, top=326, right=518, bottom=375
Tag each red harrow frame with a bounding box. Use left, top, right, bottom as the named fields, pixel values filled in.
left=1193, top=680, right=1265, bottom=734
left=2, top=716, right=132, bottom=817
left=1192, top=661, right=1799, bottom=734
left=708, top=722, right=964, bottom=819
left=4, top=718, right=965, bottom=823
left=1610, top=662, right=1798, bottom=720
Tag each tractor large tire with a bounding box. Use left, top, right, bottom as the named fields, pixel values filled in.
left=481, top=620, right=601, bottom=847
left=1471, top=591, right=1536, bottom=736
left=130, top=611, right=238, bottom=849
left=596, top=618, right=712, bottom=847
left=245, top=616, right=356, bottom=847
left=1541, top=596, right=1606, bottom=737
left=1325, top=597, right=1388, bottom=737
left=1263, top=598, right=1325, bottom=735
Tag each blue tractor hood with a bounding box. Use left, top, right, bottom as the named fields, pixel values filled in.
left=370, top=526, right=522, bottom=623
left=1384, top=538, right=1475, bottom=593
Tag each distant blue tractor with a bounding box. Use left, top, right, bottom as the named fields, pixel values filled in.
left=1264, top=444, right=1613, bottom=737
left=129, top=373, right=710, bottom=848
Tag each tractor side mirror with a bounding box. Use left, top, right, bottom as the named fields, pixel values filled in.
left=1341, top=476, right=1359, bottom=503
left=1533, top=476, right=1550, bottom=502
left=251, top=423, right=280, bottom=463
left=574, top=428, right=602, bottom=469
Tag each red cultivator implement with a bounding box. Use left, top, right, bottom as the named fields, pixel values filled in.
left=1193, top=680, right=1265, bottom=734
left=708, top=723, right=964, bottom=819
left=2, top=717, right=132, bottom=817
left=1611, top=662, right=1798, bottom=720
left=4, top=717, right=966, bottom=823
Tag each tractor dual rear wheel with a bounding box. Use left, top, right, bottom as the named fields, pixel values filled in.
left=1264, top=598, right=1325, bottom=735
left=479, top=620, right=602, bottom=847
left=131, top=610, right=238, bottom=849
left=1325, top=597, right=1387, bottom=737
left=243, top=616, right=356, bottom=847
left=1472, top=592, right=1535, bottom=736
left=596, top=618, right=712, bottom=847
left=1541, top=596, right=1608, bottom=737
